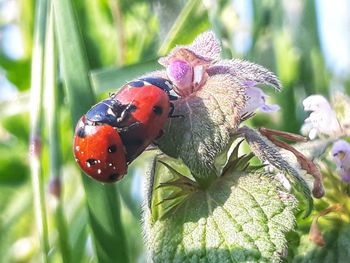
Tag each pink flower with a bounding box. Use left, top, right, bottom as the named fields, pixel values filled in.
left=332, top=140, right=350, bottom=182
left=165, top=60, right=192, bottom=90
left=159, top=31, right=220, bottom=97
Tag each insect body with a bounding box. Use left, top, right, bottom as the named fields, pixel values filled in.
left=73, top=77, right=178, bottom=182
left=113, top=77, right=176, bottom=162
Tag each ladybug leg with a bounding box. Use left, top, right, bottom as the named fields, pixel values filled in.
left=116, top=102, right=137, bottom=123
left=169, top=94, right=179, bottom=101
left=168, top=102, right=184, bottom=118
left=108, top=99, right=129, bottom=122
left=116, top=121, right=140, bottom=133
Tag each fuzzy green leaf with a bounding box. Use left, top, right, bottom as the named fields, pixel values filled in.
left=144, top=156, right=299, bottom=263
left=237, top=126, right=314, bottom=218
left=156, top=73, right=246, bottom=185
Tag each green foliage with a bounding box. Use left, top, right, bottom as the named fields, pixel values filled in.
left=145, top=155, right=298, bottom=262
left=0, top=0, right=350, bottom=262
left=293, top=223, right=350, bottom=263
left=53, top=0, right=129, bottom=262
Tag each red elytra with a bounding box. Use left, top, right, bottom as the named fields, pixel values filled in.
left=73, top=116, right=127, bottom=182
left=113, top=80, right=172, bottom=162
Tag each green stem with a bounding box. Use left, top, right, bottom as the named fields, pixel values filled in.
left=29, top=0, right=50, bottom=261
left=108, top=0, right=125, bottom=65
left=45, top=2, right=72, bottom=262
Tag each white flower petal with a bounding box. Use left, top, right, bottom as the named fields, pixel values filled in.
left=308, top=128, right=318, bottom=140
left=303, top=94, right=332, bottom=112
left=301, top=94, right=342, bottom=139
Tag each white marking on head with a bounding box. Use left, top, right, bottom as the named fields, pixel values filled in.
left=107, top=107, right=115, bottom=116
left=97, top=169, right=102, bottom=174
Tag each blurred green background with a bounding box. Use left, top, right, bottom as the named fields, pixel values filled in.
left=0, top=0, right=349, bottom=262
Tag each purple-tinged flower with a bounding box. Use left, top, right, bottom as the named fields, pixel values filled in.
left=160, top=49, right=211, bottom=97
left=241, top=85, right=280, bottom=116
left=332, top=140, right=350, bottom=182
left=166, top=60, right=192, bottom=88
left=159, top=31, right=221, bottom=97
left=301, top=95, right=342, bottom=139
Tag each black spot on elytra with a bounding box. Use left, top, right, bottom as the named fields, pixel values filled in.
left=129, top=81, right=144, bottom=87
left=86, top=159, right=98, bottom=166
left=153, top=105, right=163, bottom=115
left=108, top=145, right=117, bottom=153
left=109, top=173, right=119, bottom=181
left=76, top=127, right=86, bottom=138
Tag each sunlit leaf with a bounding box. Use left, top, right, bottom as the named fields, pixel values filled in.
left=144, top=155, right=299, bottom=262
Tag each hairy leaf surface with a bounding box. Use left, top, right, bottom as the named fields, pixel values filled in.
left=144, top=156, right=299, bottom=263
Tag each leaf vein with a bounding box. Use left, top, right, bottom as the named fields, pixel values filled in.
left=238, top=185, right=277, bottom=253
left=206, top=192, right=238, bottom=263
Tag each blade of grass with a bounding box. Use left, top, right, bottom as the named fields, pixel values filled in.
left=90, top=59, right=159, bottom=94
left=158, top=0, right=207, bottom=55
left=108, top=0, right=125, bottom=65
left=45, top=3, right=72, bottom=263
left=0, top=186, right=32, bottom=261
left=53, top=0, right=129, bottom=262
left=29, top=0, right=50, bottom=261
left=69, top=204, right=89, bottom=263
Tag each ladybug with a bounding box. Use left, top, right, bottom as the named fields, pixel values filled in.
left=83, top=77, right=178, bottom=162
left=73, top=77, right=179, bottom=183
left=111, top=77, right=178, bottom=162
left=73, top=116, right=128, bottom=182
